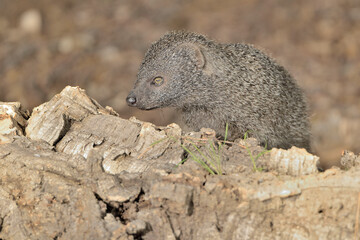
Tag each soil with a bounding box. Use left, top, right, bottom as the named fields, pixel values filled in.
left=0, top=86, right=360, bottom=240
left=0, top=0, right=359, bottom=168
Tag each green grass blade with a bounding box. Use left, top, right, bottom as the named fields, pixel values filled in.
left=191, top=143, right=218, bottom=174
left=175, top=157, right=188, bottom=167
left=181, top=145, right=215, bottom=175
left=246, top=148, right=257, bottom=171
left=150, top=137, right=168, bottom=146
left=209, top=141, right=222, bottom=175
left=224, top=123, right=229, bottom=142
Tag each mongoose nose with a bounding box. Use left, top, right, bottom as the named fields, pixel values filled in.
left=126, top=94, right=137, bottom=106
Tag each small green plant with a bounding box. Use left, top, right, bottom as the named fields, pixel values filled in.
left=144, top=123, right=269, bottom=174
left=181, top=144, right=218, bottom=175
left=178, top=123, right=229, bottom=175
left=243, top=131, right=270, bottom=172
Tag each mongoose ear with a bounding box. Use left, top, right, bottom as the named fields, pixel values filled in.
left=176, top=43, right=206, bottom=69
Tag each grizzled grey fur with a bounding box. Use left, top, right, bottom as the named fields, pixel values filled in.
left=127, top=31, right=311, bottom=150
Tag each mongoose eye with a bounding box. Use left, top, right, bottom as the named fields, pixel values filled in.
left=151, top=76, right=164, bottom=86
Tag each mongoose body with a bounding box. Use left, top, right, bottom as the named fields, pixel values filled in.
left=127, top=31, right=311, bottom=150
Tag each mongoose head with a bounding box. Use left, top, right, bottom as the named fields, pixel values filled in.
left=127, top=32, right=212, bottom=110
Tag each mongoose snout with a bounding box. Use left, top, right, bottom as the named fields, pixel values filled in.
left=126, top=93, right=137, bottom=106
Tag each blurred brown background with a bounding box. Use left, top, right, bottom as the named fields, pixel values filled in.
left=0, top=0, right=359, bottom=167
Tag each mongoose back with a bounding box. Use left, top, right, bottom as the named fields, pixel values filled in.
left=126, top=31, right=311, bottom=150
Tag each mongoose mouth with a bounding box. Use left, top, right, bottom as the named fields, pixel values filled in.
left=137, top=106, right=159, bottom=111
left=126, top=93, right=159, bottom=110
left=126, top=103, right=158, bottom=111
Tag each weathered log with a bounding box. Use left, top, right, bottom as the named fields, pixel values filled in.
left=0, top=101, right=28, bottom=144
left=26, top=86, right=116, bottom=145
left=0, top=86, right=358, bottom=240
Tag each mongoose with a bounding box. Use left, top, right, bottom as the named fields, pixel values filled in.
left=126, top=31, right=311, bottom=151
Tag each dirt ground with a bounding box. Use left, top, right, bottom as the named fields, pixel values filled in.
left=1, top=86, right=360, bottom=239
left=0, top=0, right=359, bottom=168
